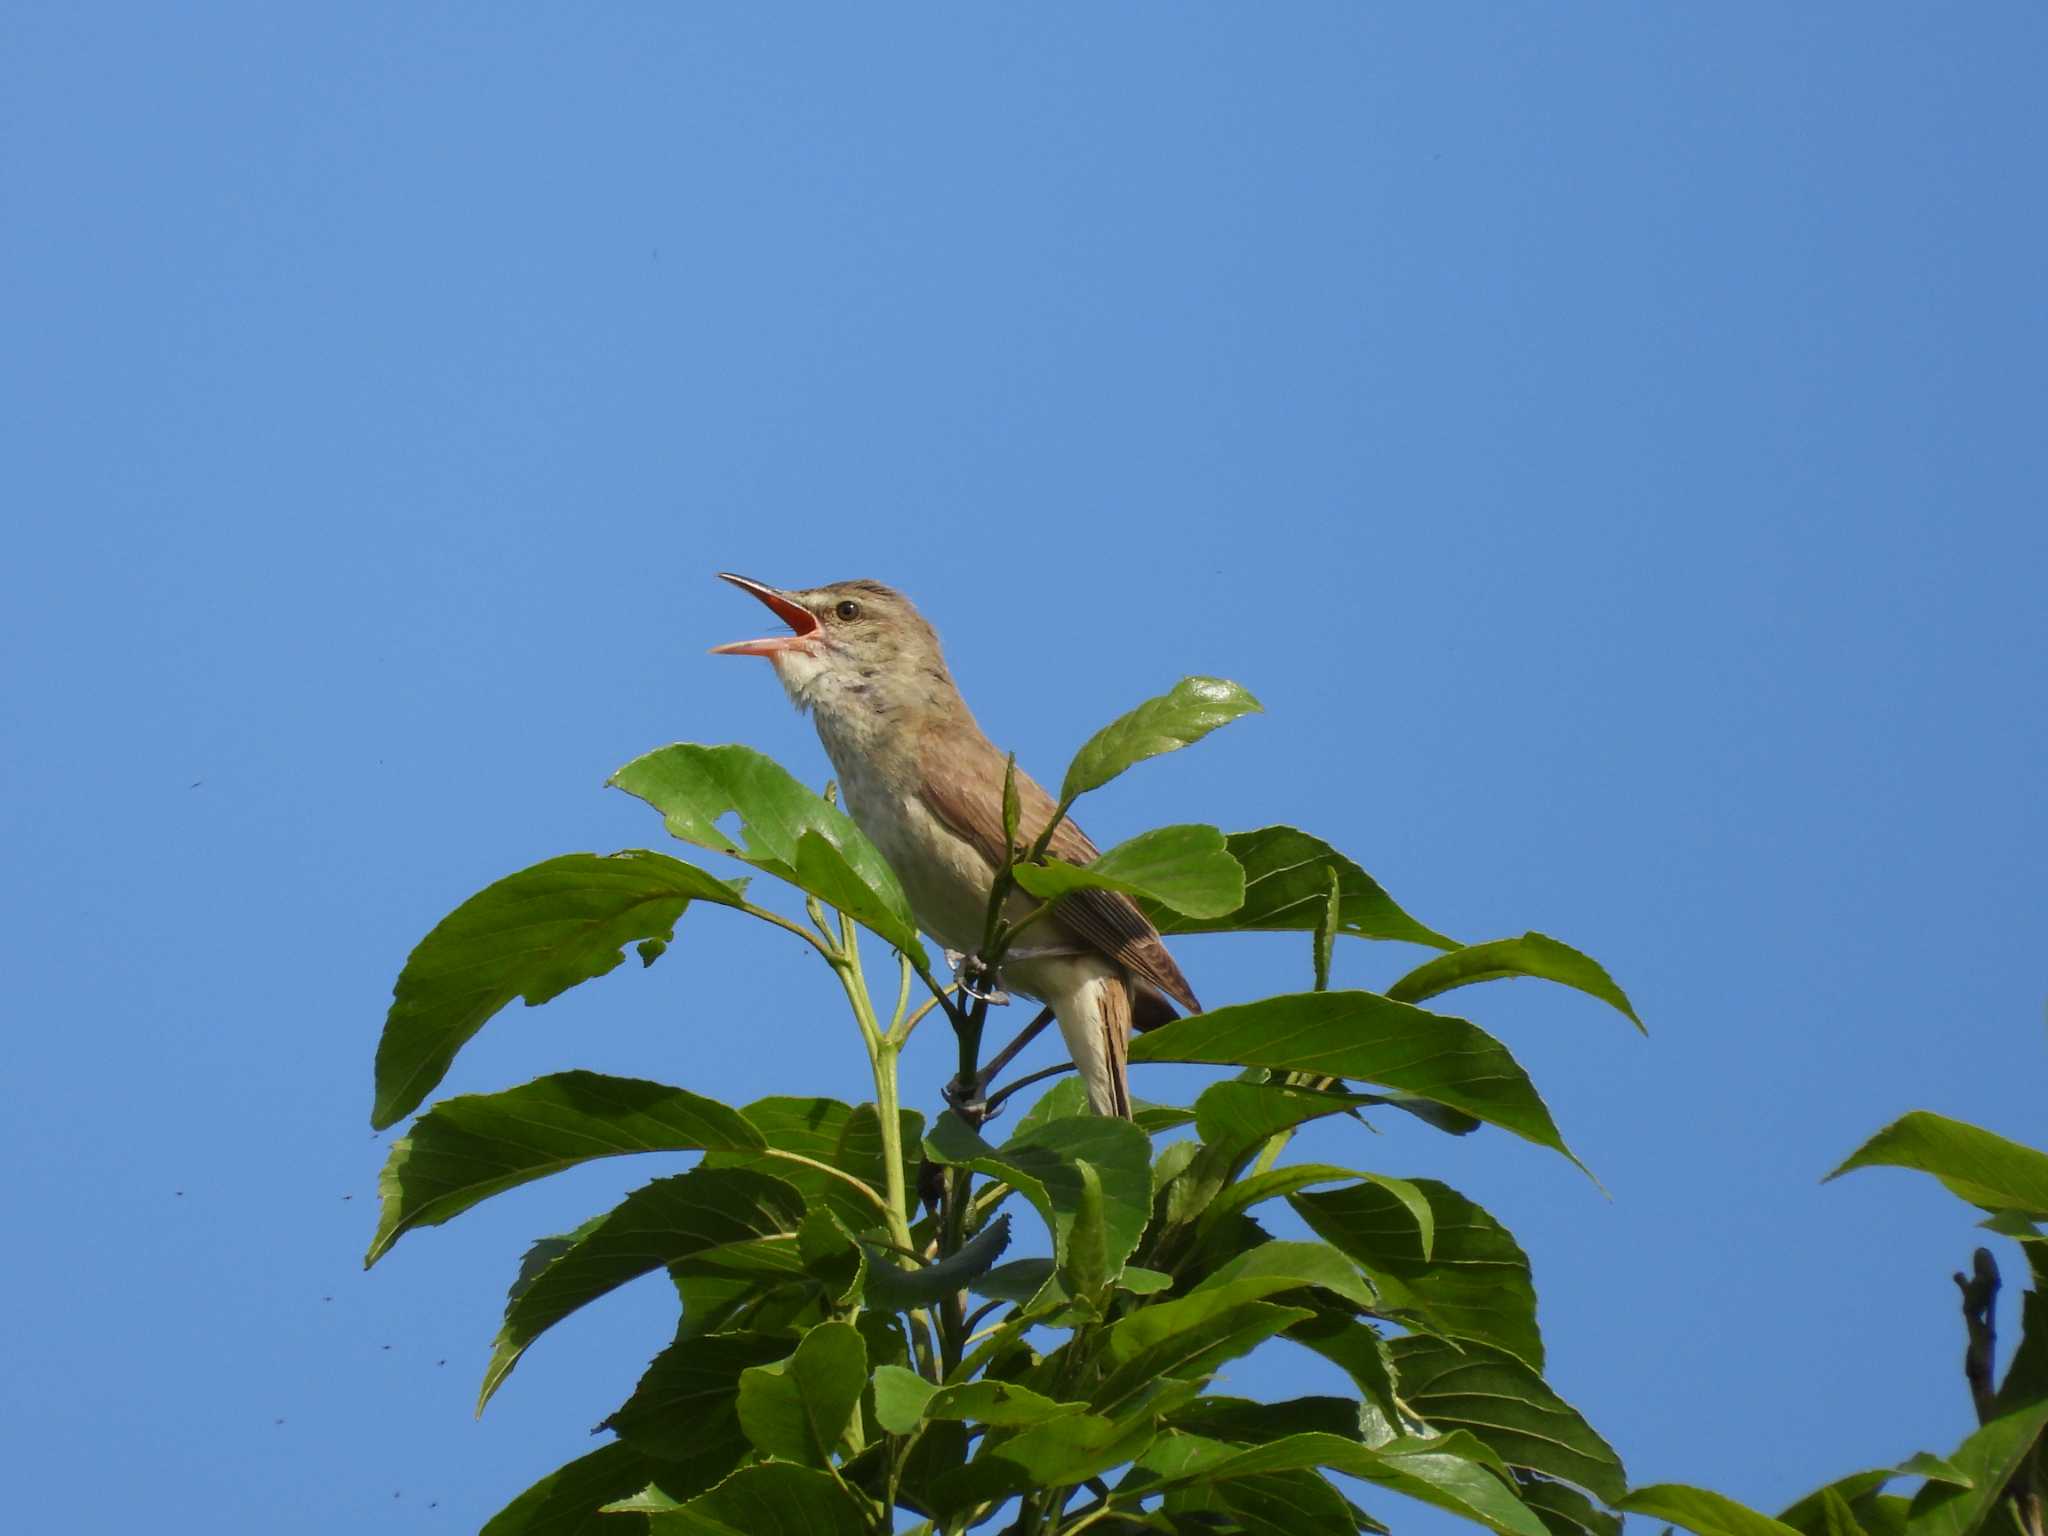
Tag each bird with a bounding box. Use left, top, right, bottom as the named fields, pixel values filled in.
left=711, top=573, right=1200, bottom=1117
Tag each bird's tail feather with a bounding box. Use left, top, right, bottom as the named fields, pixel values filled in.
left=1060, top=975, right=1133, bottom=1119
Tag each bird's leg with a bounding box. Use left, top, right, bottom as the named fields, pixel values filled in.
left=945, top=948, right=1011, bottom=1006
left=943, top=1005, right=1055, bottom=1124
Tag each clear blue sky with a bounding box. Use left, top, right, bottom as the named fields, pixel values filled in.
left=5, top=5, right=2045, bottom=1531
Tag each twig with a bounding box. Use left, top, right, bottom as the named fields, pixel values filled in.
left=1956, top=1247, right=2001, bottom=1425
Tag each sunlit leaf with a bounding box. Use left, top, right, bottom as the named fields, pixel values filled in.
left=600, top=1333, right=794, bottom=1498
left=1386, top=932, right=1643, bottom=1034
left=372, top=851, right=745, bottom=1129
left=1903, top=1399, right=2048, bottom=1536
left=1133, top=991, right=1583, bottom=1170
left=1828, top=1111, right=2048, bottom=1218
left=1619, top=1485, right=1808, bottom=1536
left=1142, top=826, right=1455, bottom=950
left=1294, top=1177, right=1542, bottom=1368
left=610, top=743, right=925, bottom=961
left=735, top=1320, right=867, bottom=1466
left=872, top=1366, right=1086, bottom=1436
left=1060, top=676, right=1262, bottom=803
left=1522, top=1476, right=1622, bottom=1536
left=1092, top=1300, right=1316, bottom=1416
left=925, top=1111, right=1152, bottom=1277
left=480, top=1443, right=656, bottom=1536
left=481, top=1166, right=806, bottom=1410
left=1388, top=1335, right=1625, bottom=1502
left=369, top=1072, right=763, bottom=1265
left=643, top=1462, right=872, bottom=1535
left=1012, top=823, right=1245, bottom=918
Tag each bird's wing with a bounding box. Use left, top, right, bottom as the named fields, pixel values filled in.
left=915, top=725, right=1202, bottom=1017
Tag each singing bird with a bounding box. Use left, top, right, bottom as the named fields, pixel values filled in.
left=711, top=573, right=1200, bottom=1117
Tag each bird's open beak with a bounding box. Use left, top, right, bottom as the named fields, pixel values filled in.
left=710, top=573, right=820, bottom=656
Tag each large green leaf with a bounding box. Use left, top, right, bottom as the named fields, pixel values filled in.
left=707, top=1096, right=919, bottom=1233
left=1828, top=1112, right=2048, bottom=1218
left=1163, top=1463, right=1360, bottom=1535
left=735, top=1320, right=867, bottom=1466
left=1092, top=1300, right=1317, bottom=1416
left=934, top=1411, right=1164, bottom=1514
left=1201, top=1167, right=1433, bottom=1259
left=925, top=1111, right=1153, bottom=1277
left=1060, top=676, right=1263, bottom=803
left=1282, top=1306, right=1402, bottom=1425
left=644, top=1463, right=873, bottom=1535
left=609, top=743, right=925, bottom=961
left=1293, top=1177, right=1542, bottom=1368
left=1385, top=933, right=1643, bottom=1034
left=482, top=1166, right=807, bottom=1409
left=1141, top=826, right=1455, bottom=950
left=1194, top=1079, right=1380, bottom=1149
left=600, top=1332, right=794, bottom=1499
left=1619, top=1486, right=1807, bottom=1536
left=1191, top=1239, right=1380, bottom=1312
left=1522, top=1477, right=1623, bottom=1536
left=368, top=1072, right=764, bottom=1265
left=871, top=1365, right=1087, bottom=1435
left=372, top=851, right=745, bottom=1129
left=1161, top=1431, right=1550, bottom=1536
left=481, top=1443, right=657, bottom=1536
left=1903, top=1398, right=2048, bottom=1536
left=1388, top=1335, right=1625, bottom=1503
left=1132, top=991, right=1582, bottom=1169
left=1012, top=823, right=1246, bottom=918
left=1167, top=1396, right=1366, bottom=1444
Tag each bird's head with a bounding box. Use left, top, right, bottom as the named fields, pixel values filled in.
left=711, top=573, right=954, bottom=718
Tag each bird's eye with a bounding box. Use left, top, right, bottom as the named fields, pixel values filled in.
left=834, top=599, right=861, bottom=621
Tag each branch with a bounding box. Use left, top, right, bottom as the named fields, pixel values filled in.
left=1956, top=1246, right=2001, bottom=1424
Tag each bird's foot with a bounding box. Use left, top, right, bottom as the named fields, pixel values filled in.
left=942, top=1072, right=999, bottom=1125
left=944, top=949, right=1010, bottom=1005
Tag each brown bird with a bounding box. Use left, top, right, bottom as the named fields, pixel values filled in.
left=711, top=574, right=1200, bottom=1116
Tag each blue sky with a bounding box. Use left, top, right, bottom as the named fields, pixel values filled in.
left=5, top=4, right=2046, bottom=1531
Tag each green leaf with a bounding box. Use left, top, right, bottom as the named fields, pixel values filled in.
left=600, top=1332, right=794, bottom=1498
left=1203, top=1168, right=1433, bottom=1261
left=735, top=1320, right=867, bottom=1466
left=1064, top=1159, right=1112, bottom=1302
left=372, top=850, right=745, bottom=1129
left=1522, top=1477, right=1623, bottom=1536
left=925, top=1111, right=1153, bottom=1277
left=1168, top=1395, right=1366, bottom=1444
left=1904, top=1398, right=2048, bottom=1536
left=1385, top=933, right=1644, bottom=1034
left=1168, top=1432, right=1551, bottom=1536
left=1293, top=1178, right=1542, bottom=1368
left=874, top=1367, right=1088, bottom=1436
left=1012, top=824, right=1246, bottom=919
left=643, top=1463, right=873, bottom=1535
left=709, top=1096, right=917, bottom=1232
left=609, top=743, right=925, bottom=962
left=864, top=1213, right=1013, bottom=1311
left=1142, top=826, right=1456, bottom=950
left=1164, top=1464, right=1361, bottom=1535
left=1093, top=1300, right=1317, bottom=1416
left=368, top=1072, right=764, bottom=1265
left=1194, top=1080, right=1378, bottom=1149
left=1001, top=752, right=1021, bottom=851
left=1619, top=1486, right=1809, bottom=1536
left=935, top=1412, right=1163, bottom=1512
left=1387, top=1335, right=1625, bottom=1503
left=1828, top=1112, right=2048, bottom=1217
left=1060, top=676, right=1262, bottom=804
left=1282, top=1306, right=1403, bottom=1428
left=1192, top=1239, right=1380, bottom=1312
left=481, top=1166, right=807, bottom=1410
left=1133, top=991, right=1583, bottom=1170
left=481, top=1443, right=657, bottom=1536
left=872, top=1365, right=938, bottom=1435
